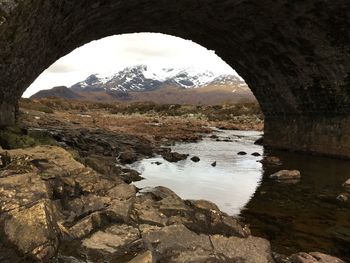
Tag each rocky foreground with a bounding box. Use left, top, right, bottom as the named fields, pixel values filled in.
left=0, top=145, right=345, bottom=263
left=0, top=101, right=346, bottom=262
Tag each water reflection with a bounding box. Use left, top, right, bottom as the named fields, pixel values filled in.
left=131, top=129, right=350, bottom=261
left=241, top=149, right=350, bottom=261
left=132, top=130, right=264, bottom=215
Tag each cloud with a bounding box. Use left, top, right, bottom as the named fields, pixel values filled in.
left=23, top=33, right=236, bottom=97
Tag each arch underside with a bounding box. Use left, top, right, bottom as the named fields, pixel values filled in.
left=0, top=0, right=350, bottom=157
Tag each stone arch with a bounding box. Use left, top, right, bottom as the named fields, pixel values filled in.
left=0, top=0, right=350, bottom=157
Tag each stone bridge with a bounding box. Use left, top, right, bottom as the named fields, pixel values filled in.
left=0, top=0, right=349, bottom=157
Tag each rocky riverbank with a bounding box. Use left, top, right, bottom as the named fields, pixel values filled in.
left=0, top=100, right=345, bottom=262
left=0, top=145, right=345, bottom=263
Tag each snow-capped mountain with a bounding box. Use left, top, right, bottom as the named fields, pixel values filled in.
left=70, top=65, right=245, bottom=93
left=31, top=65, right=255, bottom=105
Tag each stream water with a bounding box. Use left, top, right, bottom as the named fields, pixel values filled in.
left=131, top=129, right=350, bottom=261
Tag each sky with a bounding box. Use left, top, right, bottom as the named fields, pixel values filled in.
left=23, top=33, right=237, bottom=97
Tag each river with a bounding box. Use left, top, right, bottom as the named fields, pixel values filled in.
left=131, top=129, right=350, bottom=261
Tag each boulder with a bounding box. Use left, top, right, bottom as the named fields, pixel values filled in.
left=269, top=170, right=301, bottom=180
left=252, top=152, right=261, bottom=156
left=237, top=151, right=247, bottom=155
left=190, top=156, right=200, bottom=162
left=162, top=151, right=188, bottom=162
left=211, top=161, right=217, bottom=167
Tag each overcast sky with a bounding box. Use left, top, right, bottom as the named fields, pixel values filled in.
left=23, top=33, right=237, bottom=97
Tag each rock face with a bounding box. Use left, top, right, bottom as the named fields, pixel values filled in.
left=1, top=0, right=350, bottom=157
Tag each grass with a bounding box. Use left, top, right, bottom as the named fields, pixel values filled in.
left=0, top=126, right=57, bottom=149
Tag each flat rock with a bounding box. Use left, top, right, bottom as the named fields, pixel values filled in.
left=210, top=235, right=274, bottom=263
left=270, top=170, right=301, bottom=180
left=142, top=224, right=212, bottom=254
left=82, top=224, right=140, bottom=254
left=108, top=183, right=137, bottom=200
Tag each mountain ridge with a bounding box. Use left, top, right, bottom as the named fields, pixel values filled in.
left=31, top=65, right=255, bottom=105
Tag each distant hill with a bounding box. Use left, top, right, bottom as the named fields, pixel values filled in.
left=31, top=86, right=82, bottom=100
left=30, top=65, right=256, bottom=105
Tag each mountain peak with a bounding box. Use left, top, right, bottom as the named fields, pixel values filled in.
left=70, top=65, right=240, bottom=93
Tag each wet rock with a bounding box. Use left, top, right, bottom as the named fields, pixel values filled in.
left=254, top=136, right=264, bottom=145
left=189, top=199, right=221, bottom=212
left=190, top=156, right=200, bottom=162
left=82, top=224, right=141, bottom=255
left=121, top=168, right=143, bottom=183
left=336, top=193, right=349, bottom=202
left=237, top=151, right=247, bottom=155
left=210, top=134, right=218, bottom=139
left=343, top=178, right=350, bottom=188
left=162, top=151, right=188, bottom=162
left=119, top=148, right=138, bottom=164
left=269, top=170, right=301, bottom=181
left=210, top=235, right=274, bottom=263
left=151, top=161, right=162, bottom=165
left=260, top=156, right=282, bottom=165
left=211, top=161, right=217, bottom=167
left=1, top=200, right=60, bottom=261
left=252, top=152, right=261, bottom=156
left=288, top=252, right=345, bottom=263
left=186, top=200, right=250, bottom=238
left=84, top=155, right=124, bottom=183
